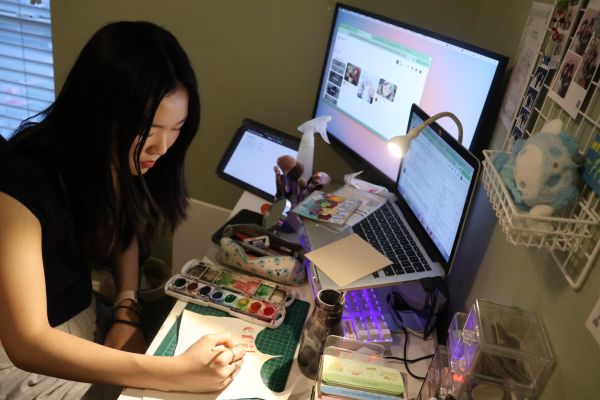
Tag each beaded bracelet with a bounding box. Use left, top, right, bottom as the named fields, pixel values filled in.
left=114, top=305, right=141, bottom=318
left=113, top=319, right=142, bottom=329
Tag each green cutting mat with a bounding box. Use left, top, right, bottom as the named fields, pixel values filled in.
left=154, top=299, right=310, bottom=393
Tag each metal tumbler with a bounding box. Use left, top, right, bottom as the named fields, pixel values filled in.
left=297, top=289, right=346, bottom=379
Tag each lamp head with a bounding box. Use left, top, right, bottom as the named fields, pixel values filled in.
left=387, top=127, right=420, bottom=158
left=387, top=111, right=463, bottom=159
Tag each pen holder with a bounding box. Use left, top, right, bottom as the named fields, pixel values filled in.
left=216, top=224, right=306, bottom=286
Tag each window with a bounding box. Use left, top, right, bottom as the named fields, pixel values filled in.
left=0, top=0, right=53, bottom=140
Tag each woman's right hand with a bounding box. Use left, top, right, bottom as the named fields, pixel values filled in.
left=169, top=332, right=247, bottom=393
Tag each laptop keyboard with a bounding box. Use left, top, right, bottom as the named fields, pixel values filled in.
left=352, top=201, right=432, bottom=277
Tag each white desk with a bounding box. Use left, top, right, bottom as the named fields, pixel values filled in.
left=119, top=191, right=436, bottom=400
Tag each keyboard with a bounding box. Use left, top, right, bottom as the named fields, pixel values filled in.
left=352, top=201, right=432, bottom=277
left=342, top=287, right=393, bottom=350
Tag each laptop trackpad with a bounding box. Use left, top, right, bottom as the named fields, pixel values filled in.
left=303, top=220, right=353, bottom=251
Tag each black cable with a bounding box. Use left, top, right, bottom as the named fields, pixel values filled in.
left=384, top=355, right=434, bottom=363
left=387, top=292, right=428, bottom=380
left=401, top=323, right=427, bottom=380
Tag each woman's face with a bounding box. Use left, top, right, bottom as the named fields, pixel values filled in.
left=129, top=88, right=189, bottom=176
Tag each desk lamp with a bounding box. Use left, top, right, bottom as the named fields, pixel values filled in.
left=387, top=112, right=464, bottom=158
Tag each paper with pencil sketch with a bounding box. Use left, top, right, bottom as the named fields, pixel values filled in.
left=143, top=312, right=298, bottom=400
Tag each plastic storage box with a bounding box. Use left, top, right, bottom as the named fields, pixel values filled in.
left=418, top=300, right=554, bottom=400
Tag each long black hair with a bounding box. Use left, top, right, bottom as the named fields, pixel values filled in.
left=1, top=21, right=200, bottom=266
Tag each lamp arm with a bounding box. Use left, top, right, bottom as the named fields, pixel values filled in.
left=417, top=112, right=463, bottom=144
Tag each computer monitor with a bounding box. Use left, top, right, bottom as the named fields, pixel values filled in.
left=313, top=4, right=508, bottom=185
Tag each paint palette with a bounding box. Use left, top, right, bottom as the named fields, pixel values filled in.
left=164, top=259, right=295, bottom=328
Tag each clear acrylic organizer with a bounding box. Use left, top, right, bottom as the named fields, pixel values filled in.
left=453, top=300, right=555, bottom=399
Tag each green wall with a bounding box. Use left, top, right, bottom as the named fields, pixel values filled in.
left=51, top=1, right=600, bottom=398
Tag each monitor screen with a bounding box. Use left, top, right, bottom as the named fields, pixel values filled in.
left=313, top=4, right=507, bottom=182
left=222, top=127, right=299, bottom=198
left=397, top=112, right=475, bottom=262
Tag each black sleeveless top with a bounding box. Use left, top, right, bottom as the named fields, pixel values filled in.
left=0, top=152, right=92, bottom=327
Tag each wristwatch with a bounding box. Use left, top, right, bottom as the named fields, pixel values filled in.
left=113, top=290, right=144, bottom=309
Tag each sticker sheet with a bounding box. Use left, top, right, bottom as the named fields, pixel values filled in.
left=500, top=2, right=554, bottom=129
left=549, top=0, right=600, bottom=118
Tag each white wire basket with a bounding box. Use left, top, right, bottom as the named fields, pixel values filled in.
left=482, top=149, right=598, bottom=251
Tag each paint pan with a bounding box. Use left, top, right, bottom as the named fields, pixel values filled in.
left=223, top=291, right=239, bottom=305
left=198, top=285, right=212, bottom=296
left=173, top=278, right=188, bottom=289
left=211, top=290, right=224, bottom=302
left=236, top=297, right=251, bottom=311
left=248, top=301, right=264, bottom=314
left=186, top=282, right=199, bottom=294
left=187, top=263, right=207, bottom=278
left=201, top=268, right=221, bottom=283
left=254, top=283, right=276, bottom=300
left=270, top=288, right=287, bottom=304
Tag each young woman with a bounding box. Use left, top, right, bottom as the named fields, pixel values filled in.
left=0, top=21, right=246, bottom=399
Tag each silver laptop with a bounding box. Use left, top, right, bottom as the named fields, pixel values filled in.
left=305, top=104, right=480, bottom=290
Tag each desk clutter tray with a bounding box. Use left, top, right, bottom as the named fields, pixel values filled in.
left=165, top=260, right=296, bottom=328
left=153, top=299, right=310, bottom=394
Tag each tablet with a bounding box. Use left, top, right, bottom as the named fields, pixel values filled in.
left=216, top=119, right=301, bottom=201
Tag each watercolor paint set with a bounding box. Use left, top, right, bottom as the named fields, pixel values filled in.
left=164, top=259, right=295, bottom=328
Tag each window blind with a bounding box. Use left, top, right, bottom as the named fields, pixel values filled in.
left=0, top=0, right=53, bottom=139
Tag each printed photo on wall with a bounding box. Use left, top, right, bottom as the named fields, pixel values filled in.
left=516, top=107, right=530, bottom=132
left=508, top=125, right=524, bottom=152
left=549, top=0, right=600, bottom=118
left=574, top=32, right=600, bottom=90
left=553, top=52, right=580, bottom=99
left=531, top=65, right=548, bottom=91
left=549, top=3, right=582, bottom=69
left=523, top=87, right=538, bottom=111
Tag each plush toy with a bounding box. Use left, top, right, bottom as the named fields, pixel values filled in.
left=491, top=119, right=580, bottom=227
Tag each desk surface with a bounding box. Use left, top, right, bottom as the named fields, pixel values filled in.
left=118, top=191, right=436, bottom=400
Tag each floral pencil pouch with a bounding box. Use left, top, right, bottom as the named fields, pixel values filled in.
left=216, top=224, right=306, bottom=286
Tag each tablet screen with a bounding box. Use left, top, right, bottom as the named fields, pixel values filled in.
left=221, top=125, right=299, bottom=198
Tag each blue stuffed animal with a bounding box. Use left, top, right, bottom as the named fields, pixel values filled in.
left=491, top=119, right=579, bottom=224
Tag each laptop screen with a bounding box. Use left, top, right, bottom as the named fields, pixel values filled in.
left=397, top=112, right=475, bottom=262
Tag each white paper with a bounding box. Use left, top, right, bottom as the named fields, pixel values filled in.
left=499, top=2, right=554, bottom=129
left=143, top=312, right=298, bottom=400
left=548, top=0, right=600, bottom=118
left=333, top=185, right=386, bottom=227
left=585, top=294, right=600, bottom=349
left=343, top=171, right=389, bottom=196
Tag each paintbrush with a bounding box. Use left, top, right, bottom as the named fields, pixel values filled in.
left=274, top=166, right=285, bottom=198
left=288, top=161, right=304, bottom=204
left=298, top=178, right=307, bottom=202
left=277, top=155, right=296, bottom=196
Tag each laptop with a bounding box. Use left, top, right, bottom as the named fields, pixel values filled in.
left=304, top=104, right=480, bottom=290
